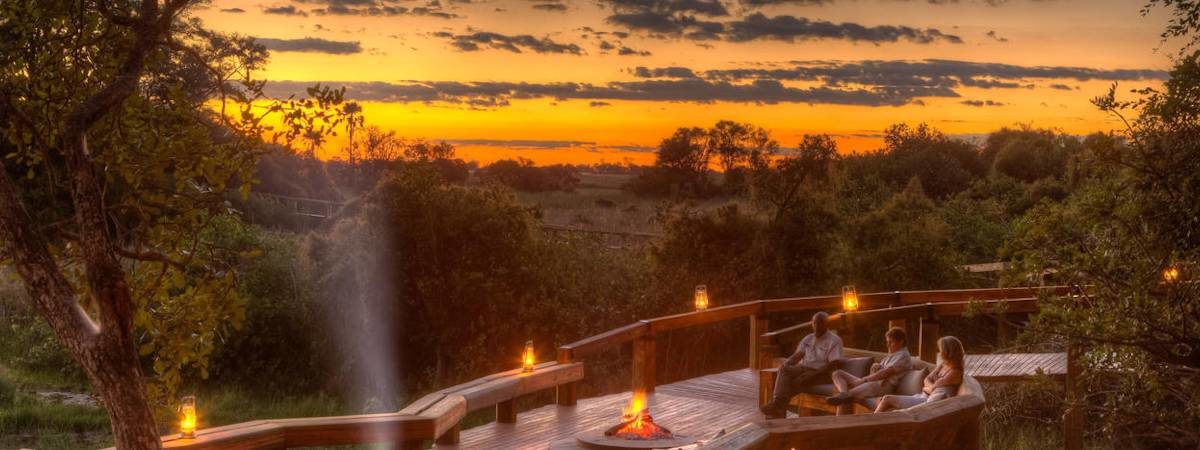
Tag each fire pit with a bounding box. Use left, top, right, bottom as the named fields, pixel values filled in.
left=575, top=392, right=695, bottom=450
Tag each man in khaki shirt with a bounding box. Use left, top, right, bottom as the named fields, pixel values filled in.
left=760, top=311, right=842, bottom=419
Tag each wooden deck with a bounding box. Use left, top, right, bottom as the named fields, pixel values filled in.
left=965, top=353, right=1066, bottom=382
left=439, top=369, right=763, bottom=449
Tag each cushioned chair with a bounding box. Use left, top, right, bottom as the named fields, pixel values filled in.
left=760, top=353, right=931, bottom=415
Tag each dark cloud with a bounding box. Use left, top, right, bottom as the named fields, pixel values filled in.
left=602, top=0, right=730, bottom=16
left=263, top=78, right=936, bottom=107
left=618, top=46, right=652, bottom=55
left=986, top=30, right=1009, bottom=42
left=604, top=10, right=959, bottom=45
left=533, top=2, right=569, bottom=11
left=739, top=0, right=1047, bottom=6
left=961, top=99, right=1005, bottom=107
left=1048, top=83, right=1076, bottom=90
left=445, top=139, right=597, bottom=149
left=724, top=13, right=962, bottom=44
left=255, top=37, right=363, bottom=54
left=294, top=0, right=458, bottom=18
left=263, top=5, right=308, bottom=16
left=435, top=31, right=583, bottom=54
left=590, top=101, right=613, bottom=107
left=221, top=7, right=246, bottom=13
left=702, top=59, right=1168, bottom=88
left=632, top=66, right=699, bottom=78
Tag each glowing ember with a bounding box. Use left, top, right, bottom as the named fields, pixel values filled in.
left=606, top=391, right=674, bottom=440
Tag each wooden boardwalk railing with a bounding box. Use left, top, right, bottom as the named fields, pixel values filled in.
left=150, top=285, right=1076, bottom=449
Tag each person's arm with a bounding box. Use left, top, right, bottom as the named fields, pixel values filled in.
left=922, top=364, right=940, bottom=394
left=783, top=337, right=809, bottom=366
left=932, top=368, right=963, bottom=389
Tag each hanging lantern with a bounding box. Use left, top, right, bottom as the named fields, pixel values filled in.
left=180, top=395, right=197, bottom=439
left=522, top=340, right=536, bottom=373
left=694, top=285, right=709, bottom=311
left=1164, top=266, right=1180, bottom=282
left=842, top=285, right=859, bottom=312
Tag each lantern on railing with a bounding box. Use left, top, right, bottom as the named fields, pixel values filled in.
left=522, top=340, right=536, bottom=373
left=694, top=285, right=709, bottom=311
left=180, top=395, right=197, bottom=439
left=1164, top=266, right=1181, bottom=283
left=842, top=285, right=859, bottom=312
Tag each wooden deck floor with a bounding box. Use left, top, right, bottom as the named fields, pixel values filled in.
left=438, top=369, right=762, bottom=450
left=965, top=353, right=1066, bottom=382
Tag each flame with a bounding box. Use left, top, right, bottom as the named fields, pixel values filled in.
left=607, top=390, right=673, bottom=440
left=694, top=285, right=709, bottom=311
left=842, top=285, right=859, bottom=312
left=522, top=340, right=535, bottom=372
left=621, top=391, right=647, bottom=426
left=1164, top=267, right=1180, bottom=282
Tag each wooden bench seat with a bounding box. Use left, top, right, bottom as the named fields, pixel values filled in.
left=759, top=348, right=940, bottom=416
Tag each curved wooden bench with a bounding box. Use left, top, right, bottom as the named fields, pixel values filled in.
left=706, top=378, right=985, bottom=450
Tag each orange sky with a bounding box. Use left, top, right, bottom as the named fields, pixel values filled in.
left=197, top=0, right=1180, bottom=165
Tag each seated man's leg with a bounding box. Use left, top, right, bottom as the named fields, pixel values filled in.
left=830, top=380, right=885, bottom=414
left=763, top=365, right=827, bottom=416
left=830, top=369, right=863, bottom=394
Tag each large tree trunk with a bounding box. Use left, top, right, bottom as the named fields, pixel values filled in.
left=85, top=344, right=162, bottom=449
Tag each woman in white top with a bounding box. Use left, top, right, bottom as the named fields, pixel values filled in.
left=874, top=335, right=965, bottom=413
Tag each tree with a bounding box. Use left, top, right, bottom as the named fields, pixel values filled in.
left=872, top=123, right=984, bottom=199
left=0, top=2, right=348, bottom=447
left=405, top=139, right=457, bottom=162
left=1005, top=49, right=1200, bottom=447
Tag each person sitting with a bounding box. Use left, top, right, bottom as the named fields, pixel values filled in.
left=824, top=327, right=912, bottom=415
left=759, top=311, right=843, bottom=420
left=874, top=335, right=965, bottom=413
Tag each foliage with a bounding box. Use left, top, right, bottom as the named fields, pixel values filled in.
left=859, top=123, right=985, bottom=199
left=1005, top=51, right=1200, bottom=446
left=481, top=158, right=581, bottom=192
left=983, top=126, right=1083, bottom=183
left=627, top=121, right=777, bottom=198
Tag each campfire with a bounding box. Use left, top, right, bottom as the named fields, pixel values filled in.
left=576, top=391, right=693, bottom=449
left=605, top=391, right=674, bottom=440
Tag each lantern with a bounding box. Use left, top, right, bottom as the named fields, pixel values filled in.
left=842, top=285, right=859, bottom=312
left=694, top=285, right=709, bottom=311
left=1164, top=266, right=1180, bottom=282
left=522, top=340, right=535, bottom=373
left=180, top=395, right=197, bottom=439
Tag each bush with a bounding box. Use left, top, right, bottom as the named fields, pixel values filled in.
left=0, top=375, right=15, bottom=407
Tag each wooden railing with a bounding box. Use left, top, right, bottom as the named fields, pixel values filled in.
left=151, top=285, right=1073, bottom=449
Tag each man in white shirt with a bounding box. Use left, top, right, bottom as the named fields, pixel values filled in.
left=825, top=327, right=912, bottom=415
left=760, top=311, right=843, bottom=419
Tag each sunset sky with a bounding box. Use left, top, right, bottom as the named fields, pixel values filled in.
left=198, top=0, right=1180, bottom=165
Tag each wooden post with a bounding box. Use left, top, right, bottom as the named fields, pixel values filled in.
left=556, top=348, right=578, bottom=406
left=750, top=315, right=769, bottom=370
left=497, top=400, right=517, bottom=424
left=1064, top=340, right=1084, bottom=450
left=632, top=333, right=656, bottom=394
left=918, top=313, right=940, bottom=364
left=436, top=423, right=461, bottom=445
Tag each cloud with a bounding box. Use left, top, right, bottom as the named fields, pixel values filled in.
left=532, top=2, right=569, bottom=11
left=255, top=37, right=363, bottom=54
left=589, top=101, right=613, bottom=107
left=445, top=139, right=598, bottom=149
left=263, top=5, right=308, bottom=16
left=602, top=0, right=730, bottom=16
left=618, top=46, right=652, bottom=56
left=293, top=0, right=458, bottom=18
left=960, top=99, right=1005, bottom=107
left=1048, top=83, right=1076, bottom=90
left=263, top=78, right=936, bottom=107
left=434, top=31, right=583, bottom=54
left=632, top=66, right=699, bottom=78
left=221, top=7, right=246, bottom=13
left=739, top=0, right=1050, bottom=6
left=986, top=30, right=1009, bottom=42
left=724, top=13, right=963, bottom=44
left=702, top=59, right=1168, bottom=87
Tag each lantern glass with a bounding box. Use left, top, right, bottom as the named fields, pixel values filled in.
left=1164, top=266, right=1180, bottom=282
left=180, top=395, right=197, bottom=439
left=842, top=285, right=859, bottom=312
left=522, top=340, right=535, bottom=372
left=694, top=285, right=709, bottom=311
